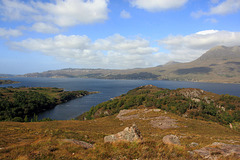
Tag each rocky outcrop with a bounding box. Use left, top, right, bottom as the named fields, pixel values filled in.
left=179, top=88, right=204, bottom=99
left=104, top=124, right=142, bottom=143
left=61, top=139, right=94, bottom=149
left=162, top=135, right=181, bottom=146
left=117, top=109, right=178, bottom=129
left=116, top=109, right=139, bottom=121
left=193, top=142, right=240, bottom=159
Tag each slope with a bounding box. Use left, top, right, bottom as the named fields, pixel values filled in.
left=0, top=108, right=239, bottom=159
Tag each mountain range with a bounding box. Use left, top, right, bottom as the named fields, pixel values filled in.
left=22, top=45, right=240, bottom=83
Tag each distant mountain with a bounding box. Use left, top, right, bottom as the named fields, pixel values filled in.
left=196, top=46, right=240, bottom=62
left=163, top=61, right=180, bottom=66
left=22, top=45, right=240, bottom=83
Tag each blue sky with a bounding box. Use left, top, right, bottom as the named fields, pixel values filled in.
left=0, top=0, right=240, bottom=74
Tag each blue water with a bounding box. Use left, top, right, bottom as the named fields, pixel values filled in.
left=0, top=77, right=239, bottom=120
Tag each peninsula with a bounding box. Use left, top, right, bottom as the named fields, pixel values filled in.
left=0, top=80, right=20, bottom=85
left=0, top=87, right=95, bottom=122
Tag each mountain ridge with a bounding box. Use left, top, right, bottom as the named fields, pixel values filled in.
left=21, top=45, right=240, bottom=83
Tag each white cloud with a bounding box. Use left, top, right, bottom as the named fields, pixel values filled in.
left=0, top=0, right=109, bottom=28
left=158, top=30, right=240, bottom=62
left=11, top=34, right=164, bottom=69
left=196, top=30, right=219, bottom=35
left=31, top=22, right=60, bottom=34
left=192, top=0, right=240, bottom=18
left=120, top=10, right=131, bottom=19
left=129, top=0, right=188, bottom=12
left=0, top=28, right=22, bottom=38
left=209, top=0, right=240, bottom=15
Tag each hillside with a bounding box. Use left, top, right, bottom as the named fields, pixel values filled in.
left=80, top=85, right=240, bottom=126
left=0, top=86, right=239, bottom=159
left=148, top=45, right=240, bottom=83
left=21, top=45, right=240, bottom=83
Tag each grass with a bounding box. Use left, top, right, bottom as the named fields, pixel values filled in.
left=0, top=108, right=239, bottom=159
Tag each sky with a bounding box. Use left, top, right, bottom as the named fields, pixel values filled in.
left=0, top=0, right=240, bottom=74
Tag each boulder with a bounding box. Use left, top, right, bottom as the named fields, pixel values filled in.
left=162, top=135, right=181, bottom=146
left=193, top=142, right=240, bottom=159
left=104, top=124, right=142, bottom=143
left=189, top=142, right=198, bottom=147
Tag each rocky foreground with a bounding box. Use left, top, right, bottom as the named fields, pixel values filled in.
left=0, top=108, right=239, bottom=159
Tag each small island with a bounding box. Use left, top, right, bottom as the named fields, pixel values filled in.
left=0, top=87, right=96, bottom=122
left=0, top=80, right=20, bottom=85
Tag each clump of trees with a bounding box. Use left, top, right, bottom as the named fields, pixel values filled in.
left=0, top=91, right=56, bottom=121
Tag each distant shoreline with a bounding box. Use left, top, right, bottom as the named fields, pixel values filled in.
left=15, top=75, right=240, bottom=84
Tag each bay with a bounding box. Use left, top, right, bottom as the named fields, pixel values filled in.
left=0, top=77, right=239, bottom=120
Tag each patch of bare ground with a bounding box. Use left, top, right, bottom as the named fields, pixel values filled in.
left=150, top=116, right=178, bottom=129
left=117, top=108, right=179, bottom=129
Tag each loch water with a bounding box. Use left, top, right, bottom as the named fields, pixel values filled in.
left=1, top=77, right=239, bottom=120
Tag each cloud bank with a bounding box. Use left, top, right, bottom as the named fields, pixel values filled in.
left=11, top=30, right=240, bottom=69
left=0, top=0, right=109, bottom=32
left=11, top=34, right=165, bottom=69
left=129, top=0, right=188, bottom=12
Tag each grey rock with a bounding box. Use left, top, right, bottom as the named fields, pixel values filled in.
left=193, top=142, right=240, bottom=159
left=189, top=142, right=198, bottom=147
left=104, top=124, right=142, bottom=143
left=162, top=135, right=181, bottom=146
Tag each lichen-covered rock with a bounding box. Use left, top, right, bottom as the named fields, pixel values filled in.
left=193, top=142, right=240, bottom=159
left=162, top=135, right=181, bottom=146
left=104, top=124, right=142, bottom=143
